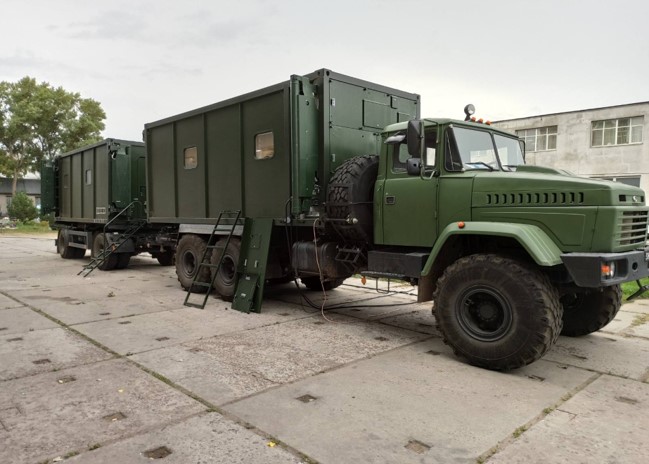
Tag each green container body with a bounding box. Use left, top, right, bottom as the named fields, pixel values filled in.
left=54, top=139, right=146, bottom=223
left=144, top=69, right=420, bottom=223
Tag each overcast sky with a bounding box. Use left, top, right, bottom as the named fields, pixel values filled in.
left=2, top=0, right=648, bottom=141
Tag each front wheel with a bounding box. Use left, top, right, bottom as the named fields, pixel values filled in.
left=560, top=286, right=621, bottom=336
left=433, top=254, right=562, bottom=371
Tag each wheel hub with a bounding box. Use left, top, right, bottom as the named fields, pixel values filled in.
left=457, top=286, right=513, bottom=342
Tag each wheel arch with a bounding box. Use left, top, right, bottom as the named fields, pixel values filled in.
left=422, top=222, right=563, bottom=277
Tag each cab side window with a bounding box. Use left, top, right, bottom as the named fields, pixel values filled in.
left=391, top=130, right=437, bottom=173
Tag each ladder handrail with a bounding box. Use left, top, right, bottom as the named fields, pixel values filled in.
left=78, top=201, right=145, bottom=277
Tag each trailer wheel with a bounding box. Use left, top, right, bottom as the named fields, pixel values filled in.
left=176, top=234, right=211, bottom=293
left=326, top=155, right=379, bottom=242
left=152, top=251, right=174, bottom=266
left=433, top=254, right=562, bottom=371
left=92, top=233, right=118, bottom=271
left=301, top=276, right=345, bottom=291
left=560, top=285, right=621, bottom=336
left=210, top=238, right=241, bottom=301
left=57, top=230, right=85, bottom=259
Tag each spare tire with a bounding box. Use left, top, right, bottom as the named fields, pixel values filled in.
left=326, top=155, right=378, bottom=242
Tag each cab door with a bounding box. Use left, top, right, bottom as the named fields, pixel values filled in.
left=378, top=129, right=438, bottom=247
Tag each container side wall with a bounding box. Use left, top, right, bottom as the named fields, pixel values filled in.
left=95, top=146, right=109, bottom=222
left=82, top=148, right=94, bottom=219
left=176, top=115, right=206, bottom=218
left=60, top=157, right=71, bottom=218
left=148, top=125, right=176, bottom=219
left=71, top=154, right=82, bottom=218
left=206, top=105, right=243, bottom=217
left=242, top=90, right=289, bottom=218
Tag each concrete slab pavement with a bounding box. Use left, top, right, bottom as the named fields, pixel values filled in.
left=0, top=359, right=205, bottom=463
left=488, top=375, right=649, bottom=464
left=65, top=412, right=304, bottom=464
left=224, top=340, right=596, bottom=464
left=2, top=236, right=649, bottom=464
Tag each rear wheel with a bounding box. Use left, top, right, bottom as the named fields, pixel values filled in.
left=210, top=238, right=241, bottom=301
left=433, top=254, right=562, bottom=371
left=153, top=250, right=174, bottom=266
left=176, top=234, right=210, bottom=293
left=301, top=276, right=345, bottom=291
left=57, top=230, right=85, bottom=259
left=115, top=253, right=131, bottom=269
left=560, top=286, right=621, bottom=336
left=92, top=233, right=118, bottom=271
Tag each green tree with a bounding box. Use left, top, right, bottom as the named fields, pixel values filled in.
left=7, top=191, right=39, bottom=223
left=0, top=77, right=106, bottom=195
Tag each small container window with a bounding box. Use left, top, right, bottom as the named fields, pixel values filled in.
left=255, top=132, right=275, bottom=159
left=184, top=146, right=198, bottom=169
left=85, top=169, right=92, bottom=185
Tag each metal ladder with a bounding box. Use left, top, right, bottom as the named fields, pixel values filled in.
left=79, top=201, right=144, bottom=277
left=183, top=210, right=241, bottom=309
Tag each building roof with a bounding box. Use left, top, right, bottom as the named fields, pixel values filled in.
left=0, top=177, right=41, bottom=195
left=494, top=101, right=649, bottom=124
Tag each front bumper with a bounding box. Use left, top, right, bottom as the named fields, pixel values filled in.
left=561, top=248, right=649, bottom=287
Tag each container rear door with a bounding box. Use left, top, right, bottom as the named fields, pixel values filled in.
left=290, top=75, right=319, bottom=215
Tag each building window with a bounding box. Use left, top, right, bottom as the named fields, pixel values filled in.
left=591, top=117, right=643, bottom=147
left=183, top=146, right=198, bottom=169
left=85, top=169, right=92, bottom=185
left=255, top=132, right=274, bottom=159
left=516, top=126, right=557, bottom=152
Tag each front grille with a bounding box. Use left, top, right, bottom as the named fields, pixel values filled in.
left=616, top=210, right=649, bottom=246
left=485, top=191, right=585, bottom=206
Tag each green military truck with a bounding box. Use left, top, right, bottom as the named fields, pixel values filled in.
left=48, top=69, right=649, bottom=370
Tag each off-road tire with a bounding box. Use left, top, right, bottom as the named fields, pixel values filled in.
left=433, top=254, right=562, bottom=371
left=92, top=233, right=118, bottom=271
left=301, top=276, right=345, bottom=291
left=57, top=230, right=85, bottom=259
left=210, top=238, right=241, bottom=301
left=115, top=253, right=131, bottom=269
left=326, top=155, right=379, bottom=242
left=560, top=285, right=621, bottom=336
left=176, top=234, right=211, bottom=293
left=153, top=250, right=175, bottom=266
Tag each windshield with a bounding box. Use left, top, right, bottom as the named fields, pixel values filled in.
left=451, top=126, right=525, bottom=171
left=494, top=134, right=525, bottom=169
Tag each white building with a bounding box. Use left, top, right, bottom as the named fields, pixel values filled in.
left=492, top=102, right=649, bottom=193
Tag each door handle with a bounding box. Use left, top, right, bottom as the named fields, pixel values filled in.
left=385, top=195, right=396, bottom=205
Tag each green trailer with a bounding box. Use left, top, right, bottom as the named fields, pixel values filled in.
left=47, top=139, right=174, bottom=270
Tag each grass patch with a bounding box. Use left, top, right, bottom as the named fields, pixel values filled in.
left=512, top=425, right=527, bottom=438
left=621, top=278, right=649, bottom=301
left=0, top=221, right=52, bottom=235
left=631, top=314, right=649, bottom=327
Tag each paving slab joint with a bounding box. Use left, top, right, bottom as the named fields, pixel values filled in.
left=475, top=372, right=601, bottom=463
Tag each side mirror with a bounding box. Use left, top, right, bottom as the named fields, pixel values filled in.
left=407, top=119, right=423, bottom=157
left=406, top=157, right=421, bottom=176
